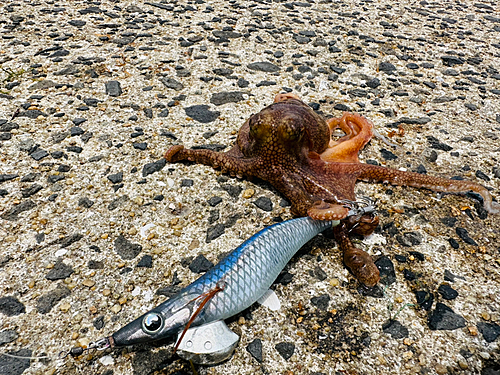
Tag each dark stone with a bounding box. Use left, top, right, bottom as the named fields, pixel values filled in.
left=107, top=172, right=123, bottom=184
left=36, top=285, right=71, bottom=314
left=380, top=148, right=397, bottom=160
left=208, top=196, right=222, bottom=207
left=142, top=158, right=166, bottom=177
left=45, top=260, right=74, bottom=280
left=253, top=197, right=273, bottom=211
left=191, top=144, right=226, bottom=152
left=70, top=126, right=85, bottom=136
left=246, top=338, right=263, bottom=363
left=275, top=342, right=295, bottom=360
left=382, top=319, right=409, bottom=339
left=131, top=349, right=171, bottom=375
left=30, top=149, right=49, bottom=161
left=477, top=322, right=500, bottom=343
left=143, top=108, right=153, bottom=119
left=77, top=197, right=93, bottom=209
left=455, top=227, right=478, bottom=246
left=247, top=62, right=280, bottom=72
left=275, top=271, right=294, bottom=285
left=427, top=136, right=453, bottom=151
left=237, top=78, right=249, bottom=88
left=114, top=235, right=142, bottom=259
left=437, top=284, right=458, bottom=300
left=137, top=255, right=153, bottom=268
left=160, top=77, right=184, bottom=91
left=185, top=105, right=220, bottom=123
left=334, top=103, right=351, bottom=111
left=105, top=81, right=122, bottom=97
left=449, top=238, right=460, bottom=249
left=158, top=109, right=169, bottom=118
left=312, top=266, right=327, bottom=281
left=379, top=61, right=396, bottom=72
left=181, top=179, right=193, bottom=187
left=1, top=200, right=36, bottom=221
left=375, top=256, right=396, bottom=285
left=88, top=260, right=104, bottom=269
left=66, top=146, right=83, bottom=153
left=441, top=55, right=464, bottom=66
left=403, top=269, right=416, bottom=281
left=21, top=183, right=43, bottom=198
left=189, top=254, right=214, bottom=273
left=0, top=296, right=26, bottom=316
left=408, top=251, right=425, bottom=261
left=396, top=231, right=423, bottom=246
left=475, top=170, right=490, bottom=182
left=0, top=329, right=18, bottom=345
left=256, top=80, right=277, bottom=87
left=311, top=294, right=330, bottom=311
left=221, top=184, right=242, bottom=198
left=69, top=20, right=86, bottom=27
left=366, top=78, right=381, bottom=88
left=206, top=223, right=225, bottom=242
left=93, top=315, right=105, bottom=330
left=428, top=303, right=466, bottom=330
left=0, top=349, right=32, bottom=375
left=210, top=91, right=246, bottom=106
left=440, top=217, right=457, bottom=227
left=415, top=290, right=434, bottom=310
left=0, top=174, right=18, bottom=183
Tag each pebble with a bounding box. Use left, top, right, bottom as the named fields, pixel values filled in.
left=110, top=304, right=121, bottom=314
left=184, top=104, right=220, bottom=123
left=477, top=322, right=500, bottom=343
left=253, top=196, right=273, bottom=211
left=437, top=284, right=458, bottom=300
left=311, top=294, right=331, bottom=311
left=428, top=303, right=466, bottom=330
left=275, top=342, right=295, bottom=360
left=414, top=290, right=434, bottom=311
left=142, top=158, right=166, bottom=177
left=114, top=235, right=142, bottom=259
left=0, top=296, right=26, bottom=316
left=455, top=227, right=478, bottom=246
left=206, top=223, right=225, bottom=242
left=105, top=80, right=122, bottom=97
left=247, top=61, right=280, bottom=72
left=375, top=256, right=396, bottom=285
left=36, top=285, right=71, bottom=314
left=246, top=338, right=263, bottom=363
left=137, top=255, right=153, bottom=268
left=188, top=254, right=214, bottom=273
left=45, top=260, right=74, bottom=280
left=0, top=329, right=18, bottom=344
left=210, top=91, right=246, bottom=105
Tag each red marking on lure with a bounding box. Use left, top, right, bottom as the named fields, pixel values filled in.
left=173, top=282, right=225, bottom=354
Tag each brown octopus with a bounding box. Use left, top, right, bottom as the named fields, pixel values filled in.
left=165, top=93, right=499, bottom=287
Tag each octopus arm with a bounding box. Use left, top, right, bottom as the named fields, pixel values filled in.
left=165, top=145, right=259, bottom=177
left=353, top=163, right=500, bottom=214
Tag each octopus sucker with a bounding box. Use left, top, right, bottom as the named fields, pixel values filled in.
left=165, top=94, right=498, bottom=285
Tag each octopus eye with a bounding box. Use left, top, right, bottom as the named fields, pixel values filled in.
left=142, top=313, right=163, bottom=334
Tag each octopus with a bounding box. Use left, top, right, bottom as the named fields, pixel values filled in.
left=165, top=93, right=499, bottom=287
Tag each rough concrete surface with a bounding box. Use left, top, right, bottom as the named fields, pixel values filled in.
left=0, top=1, right=499, bottom=374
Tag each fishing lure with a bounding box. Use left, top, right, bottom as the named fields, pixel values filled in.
left=63, top=202, right=375, bottom=364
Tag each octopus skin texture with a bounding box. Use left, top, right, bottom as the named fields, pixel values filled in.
left=165, top=93, right=499, bottom=286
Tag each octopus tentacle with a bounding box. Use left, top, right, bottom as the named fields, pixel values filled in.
left=333, top=222, right=380, bottom=287
left=345, top=213, right=380, bottom=237
left=165, top=145, right=259, bottom=177
left=354, top=163, right=500, bottom=214
left=307, top=200, right=349, bottom=220
left=321, top=113, right=374, bottom=163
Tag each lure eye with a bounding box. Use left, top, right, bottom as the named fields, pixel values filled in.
left=142, top=313, right=163, bottom=334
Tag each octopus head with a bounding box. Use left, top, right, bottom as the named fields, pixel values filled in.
left=239, top=94, right=330, bottom=161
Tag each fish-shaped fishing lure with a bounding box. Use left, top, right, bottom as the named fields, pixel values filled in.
left=72, top=217, right=341, bottom=363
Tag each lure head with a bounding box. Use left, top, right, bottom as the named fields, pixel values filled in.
left=111, top=292, right=199, bottom=347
